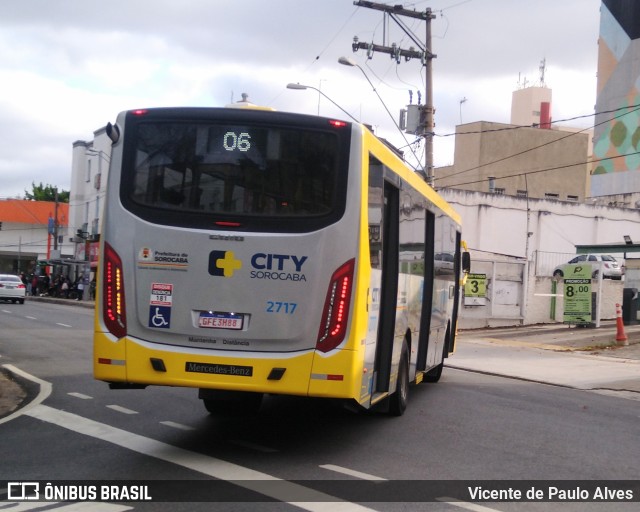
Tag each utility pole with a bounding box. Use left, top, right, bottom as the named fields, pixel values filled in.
left=352, top=0, right=436, bottom=185
left=53, top=187, right=59, bottom=251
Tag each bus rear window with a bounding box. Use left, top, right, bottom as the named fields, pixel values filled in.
left=121, top=114, right=349, bottom=232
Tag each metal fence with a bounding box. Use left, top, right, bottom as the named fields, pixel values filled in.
left=534, top=251, right=577, bottom=278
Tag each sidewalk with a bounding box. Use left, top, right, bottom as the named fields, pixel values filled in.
left=451, top=320, right=640, bottom=398
left=458, top=319, right=640, bottom=359
left=25, top=294, right=95, bottom=310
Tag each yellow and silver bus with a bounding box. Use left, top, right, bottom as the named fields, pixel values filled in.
left=94, top=106, right=469, bottom=415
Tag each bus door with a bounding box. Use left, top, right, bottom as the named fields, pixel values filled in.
left=365, top=156, right=400, bottom=399
left=416, top=209, right=436, bottom=372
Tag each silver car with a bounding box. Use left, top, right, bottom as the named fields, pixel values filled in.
left=553, top=254, right=623, bottom=280
left=0, top=274, right=26, bottom=304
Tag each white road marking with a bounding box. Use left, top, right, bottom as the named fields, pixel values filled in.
left=0, top=502, right=131, bottom=511
left=437, top=497, right=502, bottom=511
left=319, top=464, right=386, bottom=481
left=159, top=420, right=195, bottom=431
left=106, top=405, right=138, bottom=415
left=0, top=503, right=59, bottom=511
left=25, top=316, right=38, bottom=320
left=2, top=310, right=11, bottom=314
left=55, top=323, right=72, bottom=328
left=25, top=404, right=376, bottom=511
left=68, top=392, right=93, bottom=400
left=7, top=365, right=376, bottom=511
left=0, top=364, right=52, bottom=426
left=47, top=503, right=132, bottom=511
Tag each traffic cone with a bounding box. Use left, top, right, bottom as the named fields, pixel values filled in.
left=615, top=303, right=628, bottom=346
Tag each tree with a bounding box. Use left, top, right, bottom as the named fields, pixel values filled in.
left=24, top=182, right=69, bottom=203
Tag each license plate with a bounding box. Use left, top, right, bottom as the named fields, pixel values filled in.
left=198, top=312, right=243, bottom=330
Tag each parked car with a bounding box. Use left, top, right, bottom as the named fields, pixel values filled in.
left=552, top=254, right=623, bottom=280
left=0, top=274, right=26, bottom=304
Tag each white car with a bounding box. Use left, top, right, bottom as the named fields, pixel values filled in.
left=0, top=274, right=26, bottom=304
left=553, top=254, right=623, bottom=280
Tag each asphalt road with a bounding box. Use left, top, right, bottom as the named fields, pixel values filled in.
left=1, top=301, right=639, bottom=511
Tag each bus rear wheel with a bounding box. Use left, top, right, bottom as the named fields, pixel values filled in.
left=389, top=342, right=409, bottom=416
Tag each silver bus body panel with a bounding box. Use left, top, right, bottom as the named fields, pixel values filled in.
left=99, top=114, right=364, bottom=355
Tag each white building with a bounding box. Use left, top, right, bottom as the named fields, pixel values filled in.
left=441, top=188, right=640, bottom=328
left=0, top=199, right=71, bottom=275
left=69, top=126, right=112, bottom=278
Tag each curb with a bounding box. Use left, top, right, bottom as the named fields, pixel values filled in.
left=457, top=335, right=640, bottom=363
left=0, top=366, right=37, bottom=420
left=470, top=338, right=640, bottom=362
left=25, top=296, right=95, bottom=310
left=0, top=365, right=52, bottom=425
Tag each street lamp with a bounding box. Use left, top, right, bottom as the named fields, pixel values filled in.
left=459, top=97, right=467, bottom=124
left=85, top=148, right=111, bottom=186
left=85, top=148, right=110, bottom=161
left=286, top=83, right=359, bottom=123
left=317, top=79, right=327, bottom=115
left=338, top=56, right=422, bottom=173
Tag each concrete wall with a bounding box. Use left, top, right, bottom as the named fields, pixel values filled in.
left=440, top=189, right=636, bottom=327
left=440, top=189, right=640, bottom=261
left=529, top=276, right=621, bottom=324
left=436, top=121, right=590, bottom=202
left=460, top=272, right=623, bottom=329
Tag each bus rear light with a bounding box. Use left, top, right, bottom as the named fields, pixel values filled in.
left=329, top=119, right=348, bottom=128
left=103, top=242, right=127, bottom=338
left=311, top=373, right=345, bottom=381
left=316, top=259, right=355, bottom=353
left=215, top=221, right=242, bottom=227
left=98, top=358, right=125, bottom=366
left=132, top=109, right=148, bottom=116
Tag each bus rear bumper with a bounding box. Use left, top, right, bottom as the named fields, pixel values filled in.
left=94, top=332, right=362, bottom=400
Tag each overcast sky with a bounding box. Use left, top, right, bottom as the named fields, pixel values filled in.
left=0, top=0, right=601, bottom=199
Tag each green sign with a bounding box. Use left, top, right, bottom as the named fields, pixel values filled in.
left=464, top=273, right=487, bottom=306
left=465, top=273, right=487, bottom=297
left=563, top=264, right=592, bottom=324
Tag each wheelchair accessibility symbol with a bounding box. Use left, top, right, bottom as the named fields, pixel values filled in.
left=149, top=306, right=171, bottom=328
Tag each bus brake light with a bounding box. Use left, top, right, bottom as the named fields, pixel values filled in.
left=316, top=259, right=355, bottom=353
left=103, top=242, right=127, bottom=338
left=329, top=120, right=348, bottom=128
left=215, top=221, right=242, bottom=227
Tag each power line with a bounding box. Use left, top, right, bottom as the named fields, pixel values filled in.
left=439, top=103, right=640, bottom=183
left=0, top=238, right=50, bottom=249
left=436, top=102, right=640, bottom=139
left=304, top=6, right=360, bottom=71
left=0, top=225, right=50, bottom=233
left=442, top=150, right=640, bottom=189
